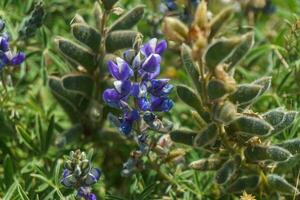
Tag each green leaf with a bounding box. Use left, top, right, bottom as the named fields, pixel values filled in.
left=44, top=116, right=55, bottom=153
left=193, top=123, right=218, bottom=148
left=203, top=37, right=242, bottom=71
left=181, top=44, right=202, bottom=93
left=109, top=5, right=144, bottom=32
left=17, top=184, right=30, bottom=200
left=55, top=37, right=96, bottom=72
left=71, top=23, right=101, bottom=52
left=62, top=74, right=94, bottom=97
left=101, top=0, right=118, bottom=10
left=227, top=115, right=273, bottom=136
left=4, top=155, right=14, bottom=189
left=226, top=175, right=260, bottom=193
left=170, top=129, right=198, bottom=146
left=3, top=182, right=18, bottom=200
left=244, top=145, right=292, bottom=162
left=176, top=84, right=204, bottom=115
left=16, top=125, right=38, bottom=152
left=267, top=174, right=299, bottom=195
left=105, top=30, right=141, bottom=52
left=189, top=158, right=223, bottom=171
left=215, top=156, right=240, bottom=184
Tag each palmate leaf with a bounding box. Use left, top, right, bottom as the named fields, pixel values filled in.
left=4, top=155, right=15, bottom=189
left=3, top=182, right=18, bottom=200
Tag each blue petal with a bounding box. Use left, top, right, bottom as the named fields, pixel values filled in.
left=108, top=57, right=133, bottom=80
left=10, top=52, right=25, bottom=65
left=0, top=36, right=9, bottom=52
left=142, top=54, right=161, bottom=73
left=155, top=40, right=167, bottom=55
left=141, top=38, right=157, bottom=57
left=120, top=121, right=133, bottom=136
left=84, top=168, right=101, bottom=186
left=113, top=80, right=131, bottom=96
left=138, top=98, right=151, bottom=111
left=102, top=88, right=122, bottom=108
left=61, top=174, right=77, bottom=187
left=150, top=97, right=173, bottom=112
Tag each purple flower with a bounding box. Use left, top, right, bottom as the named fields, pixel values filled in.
left=0, top=36, right=9, bottom=51
left=77, top=187, right=97, bottom=200
left=108, top=57, right=133, bottom=81
left=103, top=80, right=131, bottom=108
left=150, top=96, right=173, bottom=112
left=141, top=38, right=167, bottom=57
left=61, top=169, right=76, bottom=187
left=84, top=168, right=101, bottom=186
left=148, top=79, right=173, bottom=97
left=119, top=110, right=140, bottom=135
left=10, top=52, right=25, bottom=65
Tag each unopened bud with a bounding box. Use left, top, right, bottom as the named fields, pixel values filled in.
left=194, top=0, right=208, bottom=29
left=162, top=17, right=188, bottom=43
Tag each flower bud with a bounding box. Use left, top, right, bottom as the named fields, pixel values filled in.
left=194, top=0, right=208, bottom=29
left=162, top=17, right=188, bottom=42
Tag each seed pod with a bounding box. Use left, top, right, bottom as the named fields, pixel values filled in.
left=267, top=174, right=299, bottom=195
left=189, top=158, right=223, bottom=171
left=71, top=23, right=101, bottom=52
left=262, top=108, right=285, bottom=127
left=93, top=1, right=102, bottom=30
left=209, top=7, right=234, bottom=39
left=244, top=145, right=292, bottom=162
left=105, top=31, right=141, bottom=52
left=176, top=85, right=205, bottom=116
left=193, top=123, right=218, bottom=148
left=181, top=44, right=202, bottom=94
left=277, top=138, right=300, bottom=155
left=229, top=84, right=262, bottom=106
left=227, top=32, right=254, bottom=71
left=170, top=129, right=197, bottom=146
left=226, top=175, right=260, bottom=193
left=18, top=1, right=44, bottom=40
left=274, top=154, right=300, bottom=173
left=71, top=14, right=86, bottom=24
left=191, top=111, right=207, bottom=129
left=203, top=37, right=243, bottom=71
left=207, top=79, right=228, bottom=100
left=253, top=76, right=272, bottom=95
left=162, top=17, right=188, bottom=42
left=109, top=5, right=144, bottom=32
left=272, top=111, right=298, bottom=135
left=212, top=101, right=237, bottom=124
left=227, top=115, right=273, bottom=136
left=55, top=37, right=96, bottom=72
left=62, top=74, right=94, bottom=97
left=215, top=156, right=240, bottom=184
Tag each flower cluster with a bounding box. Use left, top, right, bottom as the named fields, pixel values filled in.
left=0, top=19, right=25, bottom=69
left=103, top=38, right=173, bottom=136
left=61, top=150, right=101, bottom=200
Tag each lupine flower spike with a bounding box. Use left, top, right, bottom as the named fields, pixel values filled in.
left=103, top=38, right=173, bottom=176
left=61, top=150, right=101, bottom=200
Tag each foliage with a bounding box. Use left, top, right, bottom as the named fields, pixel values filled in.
left=1, top=0, right=300, bottom=200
